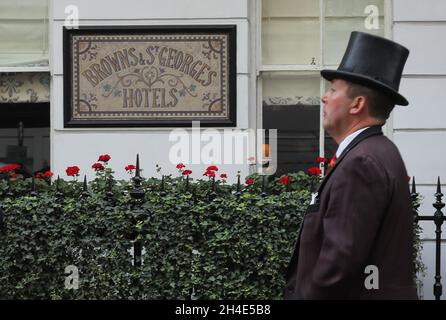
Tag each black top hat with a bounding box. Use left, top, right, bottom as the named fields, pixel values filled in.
left=321, top=31, right=410, bottom=106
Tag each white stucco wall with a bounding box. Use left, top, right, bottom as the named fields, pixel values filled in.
left=392, top=0, right=446, bottom=300
left=50, top=0, right=254, bottom=183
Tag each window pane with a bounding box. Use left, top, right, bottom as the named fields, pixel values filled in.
left=324, top=0, right=385, bottom=65
left=262, top=72, right=320, bottom=176
left=262, top=0, right=320, bottom=65
left=0, top=0, right=49, bottom=67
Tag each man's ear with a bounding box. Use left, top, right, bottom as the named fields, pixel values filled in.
left=349, top=96, right=367, bottom=115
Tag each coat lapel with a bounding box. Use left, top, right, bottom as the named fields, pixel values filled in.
left=315, top=125, right=384, bottom=196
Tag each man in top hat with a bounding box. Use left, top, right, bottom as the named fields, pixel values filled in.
left=284, top=31, right=418, bottom=299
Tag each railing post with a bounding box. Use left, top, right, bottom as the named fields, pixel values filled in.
left=235, top=172, right=241, bottom=198
left=30, top=176, right=37, bottom=197
left=81, top=175, right=89, bottom=199
left=129, top=154, right=146, bottom=268
left=160, top=175, right=167, bottom=197
left=55, top=175, right=63, bottom=202
left=105, top=175, right=114, bottom=205
left=432, top=177, right=445, bottom=301
left=208, top=176, right=217, bottom=201
left=261, top=175, right=267, bottom=197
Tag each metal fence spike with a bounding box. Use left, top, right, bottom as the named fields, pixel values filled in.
left=135, top=154, right=141, bottom=178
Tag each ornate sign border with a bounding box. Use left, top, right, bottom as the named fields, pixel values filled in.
left=63, top=25, right=236, bottom=127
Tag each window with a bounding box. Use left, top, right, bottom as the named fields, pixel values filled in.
left=0, top=0, right=50, bottom=175
left=0, top=0, right=49, bottom=68
left=260, top=0, right=386, bottom=176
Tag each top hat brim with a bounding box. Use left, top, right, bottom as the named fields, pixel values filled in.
left=321, top=69, right=408, bottom=106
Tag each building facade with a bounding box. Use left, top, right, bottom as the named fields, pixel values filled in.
left=0, top=0, right=445, bottom=299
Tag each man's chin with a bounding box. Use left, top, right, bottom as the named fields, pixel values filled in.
left=322, top=122, right=330, bottom=132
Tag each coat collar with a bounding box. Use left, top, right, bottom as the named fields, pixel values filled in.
left=315, top=125, right=384, bottom=196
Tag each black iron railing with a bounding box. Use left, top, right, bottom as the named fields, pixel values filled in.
left=411, top=177, right=446, bottom=300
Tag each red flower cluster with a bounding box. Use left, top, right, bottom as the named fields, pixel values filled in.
left=125, top=164, right=136, bottom=173
left=92, top=163, right=105, bottom=172
left=203, top=165, right=218, bottom=178
left=0, top=164, right=21, bottom=173
left=182, top=169, right=192, bottom=175
left=245, top=178, right=255, bottom=185
left=220, top=173, right=227, bottom=179
left=316, top=157, right=329, bottom=164
left=176, top=163, right=185, bottom=169
left=279, top=175, right=290, bottom=186
left=35, top=171, right=53, bottom=180
left=308, top=167, right=322, bottom=175
left=203, top=170, right=215, bottom=177
left=98, top=154, right=111, bottom=163
left=66, top=166, right=80, bottom=177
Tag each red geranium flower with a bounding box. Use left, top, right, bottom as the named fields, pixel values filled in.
left=0, top=164, right=21, bottom=173
left=206, top=165, right=218, bottom=172
left=308, top=167, right=322, bottom=175
left=66, top=166, right=80, bottom=177
left=36, top=171, right=54, bottom=180
left=279, top=175, right=290, bottom=185
left=98, top=154, right=111, bottom=163
left=316, top=157, right=329, bottom=164
left=220, top=173, right=227, bottom=179
left=92, top=163, right=105, bottom=172
left=183, top=169, right=192, bottom=175
left=176, top=163, right=185, bottom=169
left=246, top=178, right=255, bottom=185
left=125, top=164, right=136, bottom=173
left=203, top=169, right=216, bottom=178
left=43, top=171, right=53, bottom=179
left=43, top=171, right=54, bottom=178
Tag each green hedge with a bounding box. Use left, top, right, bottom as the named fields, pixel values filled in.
left=0, top=171, right=424, bottom=299
left=0, top=172, right=313, bottom=299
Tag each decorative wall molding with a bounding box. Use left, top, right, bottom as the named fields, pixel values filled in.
left=263, top=95, right=319, bottom=106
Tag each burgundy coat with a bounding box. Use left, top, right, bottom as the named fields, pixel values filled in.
left=284, top=126, right=418, bottom=300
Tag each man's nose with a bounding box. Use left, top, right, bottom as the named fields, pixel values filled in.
left=321, top=94, right=327, bottom=104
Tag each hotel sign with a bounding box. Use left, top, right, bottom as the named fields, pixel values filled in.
left=63, top=26, right=236, bottom=127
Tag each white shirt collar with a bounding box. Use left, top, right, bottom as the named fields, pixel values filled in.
left=335, top=127, right=370, bottom=158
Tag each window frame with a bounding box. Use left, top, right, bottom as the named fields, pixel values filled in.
left=0, top=0, right=50, bottom=72
left=255, top=0, right=394, bottom=172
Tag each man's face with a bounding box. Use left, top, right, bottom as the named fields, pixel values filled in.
left=321, top=79, right=354, bottom=137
